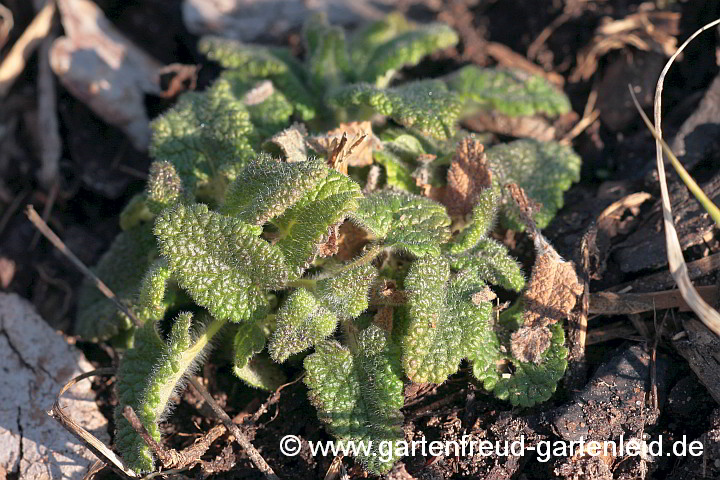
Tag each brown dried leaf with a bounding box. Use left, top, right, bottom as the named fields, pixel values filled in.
left=308, top=121, right=378, bottom=171
left=266, top=122, right=308, bottom=163
left=334, top=222, right=370, bottom=262
left=372, top=306, right=394, bottom=333
left=443, top=137, right=492, bottom=217
left=471, top=287, right=497, bottom=305
left=510, top=326, right=552, bottom=364
left=507, top=183, right=583, bottom=362
left=317, top=225, right=340, bottom=258
left=523, top=251, right=583, bottom=328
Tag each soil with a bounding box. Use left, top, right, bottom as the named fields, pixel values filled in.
left=2, top=1, right=720, bottom=479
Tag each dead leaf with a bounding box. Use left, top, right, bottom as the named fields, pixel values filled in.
left=241, top=79, right=274, bottom=105
left=442, top=137, right=492, bottom=217
left=50, top=0, right=164, bottom=150
left=510, top=325, right=552, bottom=364
left=335, top=222, right=370, bottom=262
left=308, top=121, right=378, bottom=171
left=471, top=287, right=497, bottom=305
left=523, top=249, right=584, bottom=329
left=181, top=0, right=393, bottom=42
left=372, top=306, right=394, bottom=333
left=317, top=225, right=340, bottom=258
left=570, top=9, right=680, bottom=82
left=265, top=122, right=308, bottom=162
left=463, top=112, right=556, bottom=142
left=508, top=183, right=583, bottom=363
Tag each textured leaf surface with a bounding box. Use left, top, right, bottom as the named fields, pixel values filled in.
left=150, top=79, right=256, bottom=192
left=316, top=264, right=377, bottom=318
left=401, top=256, right=493, bottom=383
left=221, top=72, right=294, bottom=137
left=447, top=189, right=500, bottom=254
left=273, top=170, right=362, bottom=278
left=352, top=191, right=450, bottom=257
left=372, top=150, right=418, bottom=193
left=115, top=313, right=215, bottom=471
left=233, top=320, right=267, bottom=369
left=447, top=65, right=571, bottom=117
left=304, top=326, right=404, bottom=474
left=199, top=36, right=317, bottom=121
left=360, top=23, right=459, bottom=87
left=328, top=80, right=462, bottom=140
left=223, top=157, right=329, bottom=225
left=486, top=139, right=581, bottom=228
left=493, top=324, right=568, bottom=407
left=450, top=239, right=526, bottom=292
left=348, top=12, right=411, bottom=74
left=234, top=353, right=287, bottom=390
left=303, top=13, right=350, bottom=91
left=146, top=161, right=184, bottom=214
left=136, top=258, right=173, bottom=322
left=76, top=223, right=157, bottom=341
left=154, top=203, right=288, bottom=322
left=269, top=288, right=339, bottom=362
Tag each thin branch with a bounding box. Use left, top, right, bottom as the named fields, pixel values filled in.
left=188, top=377, right=280, bottom=480
left=25, top=205, right=142, bottom=327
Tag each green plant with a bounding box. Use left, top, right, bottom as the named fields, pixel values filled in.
left=77, top=12, right=582, bottom=475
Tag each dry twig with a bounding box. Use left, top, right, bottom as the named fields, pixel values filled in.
left=188, top=377, right=280, bottom=480
left=0, top=0, right=55, bottom=96
left=26, top=205, right=142, bottom=327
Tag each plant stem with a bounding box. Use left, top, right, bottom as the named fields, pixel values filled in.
left=323, top=242, right=385, bottom=278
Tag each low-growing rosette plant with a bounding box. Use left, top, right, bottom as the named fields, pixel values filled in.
left=77, top=12, right=582, bottom=475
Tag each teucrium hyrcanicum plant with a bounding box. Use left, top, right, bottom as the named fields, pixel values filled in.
left=77, top=12, right=582, bottom=474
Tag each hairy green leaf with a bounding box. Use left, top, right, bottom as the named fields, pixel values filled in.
left=304, top=326, right=404, bottom=474
left=146, top=161, right=184, bottom=214
left=328, top=80, right=462, bottom=140
left=269, top=288, right=339, bottom=362
left=150, top=79, right=256, bottom=193
left=136, top=258, right=173, bottom=322
left=348, top=12, right=412, bottom=74
left=234, top=353, right=287, bottom=390
left=361, top=23, right=459, bottom=87
left=303, top=13, right=351, bottom=92
left=76, top=223, right=157, bottom=341
left=273, top=170, right=362, bottom=278
left=233, top=320, right=267, bottom=369
left=373, top=150, right=418, bottom=193
left=115, top=313, right=222, bottom=472
left=450, top=238, right=526, bottom=292
left=447, top=65, right=571, bottom=117
left=352, top=191, right=450, bottom=257
left=316, top=264, right=378, bottom=318
left=486, top=139, right=581, bottom=229
left=221, top=71, right=294, bottom=138
left=223, top=157, right=329, bottom=224
left=199, top=36, right=289, bottom=75
left=154, top=203, right=288, bottom=322
left=401, top=256, right=496, bottom=384
left=492, top=323, right=568, bottom=407
left=447, top=187, right=500, bottom=254
left=199, top=36, right=317, bottom=121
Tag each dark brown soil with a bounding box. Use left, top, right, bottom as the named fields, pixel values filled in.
left=2, top=1, right=720, bottom=479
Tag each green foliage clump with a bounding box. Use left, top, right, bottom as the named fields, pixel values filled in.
left=76, top=12, right=583, bottom=475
